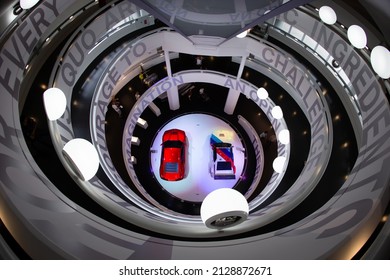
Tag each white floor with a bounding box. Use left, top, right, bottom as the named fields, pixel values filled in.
left=150, top=113, right=245, bottom=202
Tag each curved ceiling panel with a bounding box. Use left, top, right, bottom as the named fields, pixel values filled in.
left=0, top=0, right=389, bottom=260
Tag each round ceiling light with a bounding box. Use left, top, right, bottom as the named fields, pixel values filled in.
left=278, top=129, right=290, bottom=145
left=62, top=138, right=100, bottom=181
left=370, top=45, right=390, bottom=79
left=319, top=6, right=337, bottom=25
left=200, top=188, right=249, bottom=229
left=43, top=87, right=67, bottom=121
left=20, top=0, right=40, bottom=9
left=271, top=106, right=283, bottom=119
left=273, top=156, right=286, bottom=173
left=347, top=25, right=367, bottom=49
left=257, top=87, right=269, bottom=99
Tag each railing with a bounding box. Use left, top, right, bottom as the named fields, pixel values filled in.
left=258, top=20, right=364, bottom=125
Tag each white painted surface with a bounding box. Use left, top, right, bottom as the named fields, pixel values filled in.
left=150, top=113, right=245, bottom=202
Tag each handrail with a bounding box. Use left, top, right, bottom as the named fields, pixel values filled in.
left=259, top=22, right=363, bottom=125
left=22, top=0, right=99, bottom=75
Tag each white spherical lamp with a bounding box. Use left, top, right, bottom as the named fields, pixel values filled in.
left=271, top=106, right=283, bottom=119
left=62, top=138, right=100, bottom=181
left=319, top=6, right=337, bottom=25
left=273, top=156, right=286, bottom=173
left=347, top=25, right=367, bottom=49
left=43, top=87, right=67, bottom=121
left=257, top=87, right=269, bottom=99
left=200, top=188, right=249, bottom=229
left=20, top=0, right=40, bottom=9
left=370, top=46, right=390, bottom=79
left=278, top=129, right=290, bottom=145
left=236, top=30, right=248, bottom=38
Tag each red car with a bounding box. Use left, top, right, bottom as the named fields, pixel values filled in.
left=159, top=129, right=186, bottom=181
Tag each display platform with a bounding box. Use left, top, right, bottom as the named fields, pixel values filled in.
left=150, top=113, right=245, bottom=202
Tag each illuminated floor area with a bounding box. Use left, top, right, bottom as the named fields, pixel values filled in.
left=150, top=113, right=247, bottom=202
left=2, top=0, right=388, bottom=260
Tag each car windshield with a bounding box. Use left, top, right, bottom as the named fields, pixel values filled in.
left=163, top=140, right=183, bottom=148
left=214, top=142, right=231, bottom=148
left=216, top=161, right=232, bottom=170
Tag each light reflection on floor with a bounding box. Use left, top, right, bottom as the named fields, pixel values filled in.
left=150, top=113, right=245, bottom=202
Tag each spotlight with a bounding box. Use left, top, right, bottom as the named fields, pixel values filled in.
left=332, top=59, right=340, bottom=68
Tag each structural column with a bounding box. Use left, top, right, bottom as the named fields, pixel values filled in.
left=164, top=50, right=180, bottom=110
left=224, top=55, right=247, bottom=114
